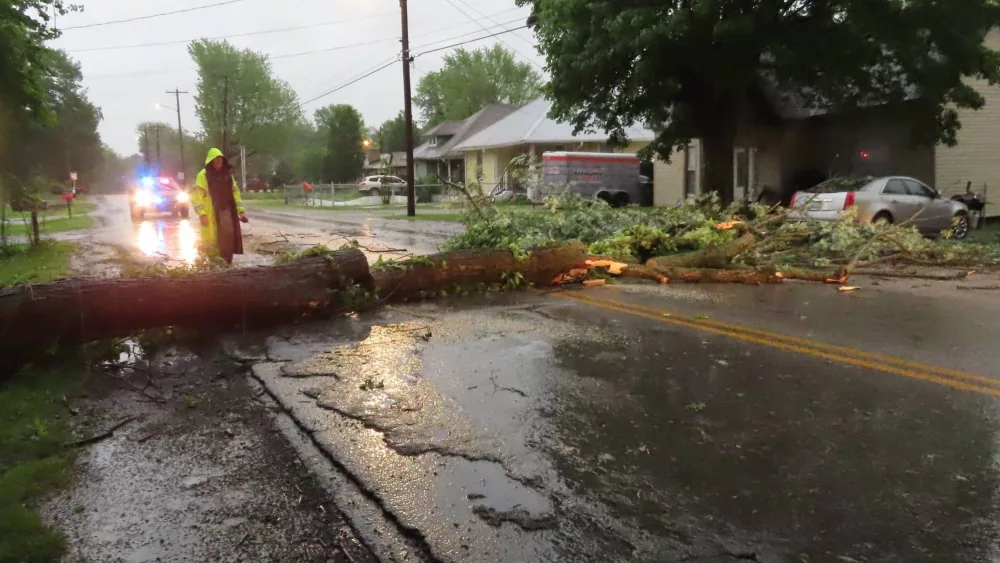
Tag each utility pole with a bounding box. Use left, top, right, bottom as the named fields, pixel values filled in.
left=166, top=88, right=188, bottom=183
left=155, top=126, right=162, bottom=176
left=142, top=127, right=151, bottom=175
left=240, top=145, right=247, bottom=192
left=400, top=0, right=416, bottom=216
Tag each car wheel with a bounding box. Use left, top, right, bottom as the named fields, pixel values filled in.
left=872, top=212, right=893, bottom=225
left=368, top=188, right=381, bottom=197
left=596, top=192, right=612, bottom=205
left=951, top=213, right=969, bottom=240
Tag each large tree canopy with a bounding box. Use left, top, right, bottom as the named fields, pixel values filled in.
left=376, top=111, right=417, bottom=153
left=414, top=45, right=542, bottom=126
left=2, top=50, right=103, bottom=188
left=188, top=40, right=303, bottom=160
left=520, top=0, right=1000, bottom=200
left=0, top=0, right=72, bottom=122
left=318, top=104, right=365, bottom=183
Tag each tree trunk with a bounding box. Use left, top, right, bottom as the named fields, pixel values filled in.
left=646, top=266, right=782, bottom=284
left=375, top=242, right=588, bottom=301
left=0, top=244, right=589, bottom=366
left=0, top=250, right=372, bottom=359
left=645, top=233, right=756, bottom=269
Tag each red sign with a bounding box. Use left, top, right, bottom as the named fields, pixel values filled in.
left=302, top=181, right=314, bottom=192
left=60, top=193, right=74, bottom=201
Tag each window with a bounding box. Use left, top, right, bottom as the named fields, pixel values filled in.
left=810, top=176, right=876, bottom=193
left=903, top=179, right=936, bottom=199
left=428, top=137, right=438, bottom=146
left=882, top=179, right=908, bottom=195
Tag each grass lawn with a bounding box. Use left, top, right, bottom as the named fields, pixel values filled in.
left=0, top=241, right=76, bottom=288
left=3, top=215, right=93, bottom=237
left=244, top=198, right=445, bottom=213
left=384, top=213, right=465, bottom=223
left=3, top=197, right=96, bottom=236
left=240, top=191, right=285, bottom=201
left=0, top=368, right=82, bottom=563
left=966, top=219, right=1000, bottom=243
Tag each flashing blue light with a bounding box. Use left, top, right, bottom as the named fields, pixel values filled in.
left=141, top=177, right=154, bottom=187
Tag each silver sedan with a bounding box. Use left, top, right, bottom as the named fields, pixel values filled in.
left=789, top=176, right=970, bottom=238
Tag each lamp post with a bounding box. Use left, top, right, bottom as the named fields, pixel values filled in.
left=156, top=98, right=187, bottom=184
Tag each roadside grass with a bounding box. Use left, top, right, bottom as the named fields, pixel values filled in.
left=243, top=189, right=365, bottom=202
left=3, top=197, right=96, bottom=236
left=0, top=368, right=83, bottom=563
left=3, top=215, right=93, bottom=237
left=240, top=191, right=285, bottom=200
left=0, top=241, right=76, bottom=288
left=243, top=198, right=444, bottom=213
left=4, top=198, right=96, bottom=219
left=967, top=220, right=1000, bottom=243
left=384, top=213, right=464, bottom=223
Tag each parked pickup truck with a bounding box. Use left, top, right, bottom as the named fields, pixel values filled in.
left=539, top=151, right=651, bottom=207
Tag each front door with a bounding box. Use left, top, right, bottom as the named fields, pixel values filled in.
left=733, top=147, right=757, bottom=201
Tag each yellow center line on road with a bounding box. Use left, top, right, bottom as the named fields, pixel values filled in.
left=545, top=290, right=1000, bottom=400
left=560, top=289, right=1000, bottom=390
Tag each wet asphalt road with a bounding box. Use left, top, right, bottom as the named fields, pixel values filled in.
left=79, top=195, right=1000, bottom=562
left=225, top=283, right=1000, bottom=563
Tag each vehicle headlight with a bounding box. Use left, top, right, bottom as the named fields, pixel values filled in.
left=135, top=190, right=153, bottom=207
left=176, top=191, right=190, bottom=203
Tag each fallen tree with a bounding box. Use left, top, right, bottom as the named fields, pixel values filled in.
left=373, top=243, right=587, bottom=301
left=446, top=194, right=998, bottom=284
left=0, top=243, right=588, bottom=363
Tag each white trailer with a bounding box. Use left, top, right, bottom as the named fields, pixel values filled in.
left=539, top=152, right=649, bottom=207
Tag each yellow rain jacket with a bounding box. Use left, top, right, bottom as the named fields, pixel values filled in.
left=192, top=147, right=244, bottom=248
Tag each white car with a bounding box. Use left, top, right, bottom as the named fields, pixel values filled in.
left=789, top=176, right=970, bottom=238
left=359, top=175, right=406, bottom=196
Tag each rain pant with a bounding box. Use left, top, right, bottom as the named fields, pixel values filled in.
left=192, top=147, right=244, bottom=256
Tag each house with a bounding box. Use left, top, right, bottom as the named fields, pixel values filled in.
left=363, top=151, right=409, bottom=179
left=412, top=104, right=517, bottom=183
left=666, top=30, right=1000, bottom=213
left=453, top=98, right=658, bottom=194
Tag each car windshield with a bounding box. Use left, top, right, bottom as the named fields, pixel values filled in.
left=807, top=176, right=876, bottom=193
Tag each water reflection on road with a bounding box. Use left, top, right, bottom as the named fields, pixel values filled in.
left=135, top=218, right=199, bottom=264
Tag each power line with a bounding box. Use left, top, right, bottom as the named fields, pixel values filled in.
left=298, top=25, right=532, bottom=108
left=83, top=18, right=530, bottom=80
left=63, top=6, right=528, bottom=54
left=448, top=0, right=538, bottom=51
left=60, top=0, right=247, bottom=31
left=441, top=0, right=541, bottom=69
left=298, top=58, right=400, bottom=107
left=413, top=26, right=530, bottom=57
left=65, top=11, right=398, bottom=53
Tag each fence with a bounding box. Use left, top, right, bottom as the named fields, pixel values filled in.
left=281, top=183, right=468, bottom=207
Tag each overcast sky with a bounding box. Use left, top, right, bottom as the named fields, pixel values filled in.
left=49, top=0, right=544, bottom=156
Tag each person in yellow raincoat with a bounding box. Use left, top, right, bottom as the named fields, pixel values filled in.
left=191, top=148, right=248, bottom=263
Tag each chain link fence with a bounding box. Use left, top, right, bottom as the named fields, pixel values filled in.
left=281, top=183, right=468, bottom=207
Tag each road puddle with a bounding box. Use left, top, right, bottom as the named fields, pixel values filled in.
left=135, top=218, right=200, bottom=264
